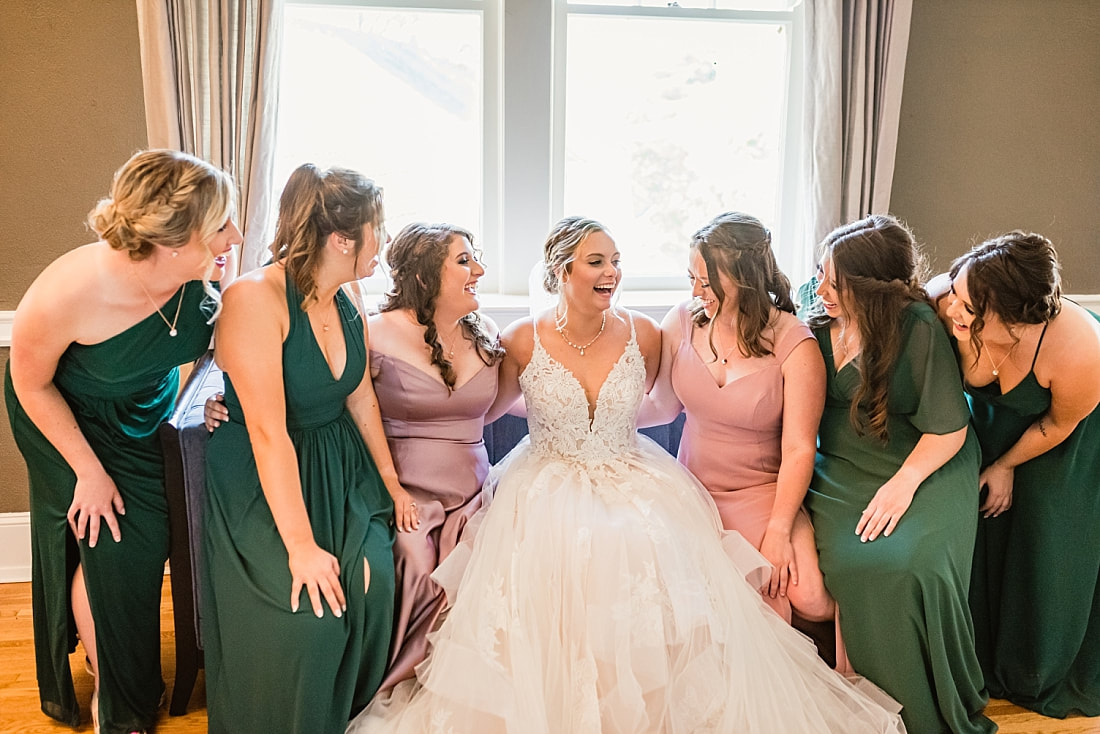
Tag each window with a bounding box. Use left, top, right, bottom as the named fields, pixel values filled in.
left=275, top=0, right=805, bottom=296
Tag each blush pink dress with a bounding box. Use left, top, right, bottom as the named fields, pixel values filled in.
left=370, top=352, right=498, bottom=692
left=670, top=303, right=814, bottom=621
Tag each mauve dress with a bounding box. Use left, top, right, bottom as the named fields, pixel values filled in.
left=671, top=303, right=813, bottom=622
left=371, top=351, right=498, bottom=692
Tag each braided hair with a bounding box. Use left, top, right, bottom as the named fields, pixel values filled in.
left=380, top=223, right=504, bottom=390
left=806, top=214, right=929, bottom=442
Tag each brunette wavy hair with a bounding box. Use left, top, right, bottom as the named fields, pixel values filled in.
left=380, top=223, right=504, bottom=390
left=806, top=214, right=929, bottom=442
left=689, top=211, right=796, bottom=359
left=948, top=231, right=1062, bottom=368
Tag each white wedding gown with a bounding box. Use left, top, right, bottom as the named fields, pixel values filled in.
left=349, top=316, right=906, bottom=733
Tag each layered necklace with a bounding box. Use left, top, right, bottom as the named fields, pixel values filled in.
left=134, top=271, right=185, bottom=337
left=557, top=310, right=607, bottom=356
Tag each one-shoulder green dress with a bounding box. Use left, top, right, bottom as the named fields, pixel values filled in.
left=964, top=309, right=1100, bottom=717
left=203, top=273, right=395, bottom=734
left=806, top=302, right=995, bottom=734
left=4, top=283, right=213, bottom=733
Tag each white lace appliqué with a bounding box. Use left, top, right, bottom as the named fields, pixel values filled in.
left=521, top=316, right=647, bottom=466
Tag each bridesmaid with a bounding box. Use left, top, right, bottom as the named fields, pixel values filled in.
left=930, top=232, right=1100, bottom=717
left=367, top=223, right=504, bottom=692
left=5, top=149, right=239, bottom=733
left=202, top=164, right=399, bottom=734
left=204, top=223, right=509, bottom=698
left=803, top=214, right=994, bottom=734
left=641, top=212, right=834, bottom=628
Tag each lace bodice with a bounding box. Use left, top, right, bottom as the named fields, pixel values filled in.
left=519, top=312, right=646, bottom=464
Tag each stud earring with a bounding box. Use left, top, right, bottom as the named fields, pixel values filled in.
left=342, top=248, right=349, bottom=255
left=171, top=251, right=179, bottom=258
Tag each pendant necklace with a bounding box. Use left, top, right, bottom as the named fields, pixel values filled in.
left=439, top=322, right=464, bottom=360
left=558, top=310, right=607, bottom=356
left=983, top=343, right=1014, bottom=378
left=713, top=326, right=739, bottom=365
left=134, top=274, right=185, bottom=337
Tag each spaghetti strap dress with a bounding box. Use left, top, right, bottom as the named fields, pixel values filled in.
left=671, top=302, right=815, bottom=622
left=964, top=309, right=1100, bottom=717
left=370, top=351, right=497, bottom=691
left=203, top=274, right=395, bottom=734
left=806, top=302, right=995, bottom=734
left=4, top=282, right=213, bottom=733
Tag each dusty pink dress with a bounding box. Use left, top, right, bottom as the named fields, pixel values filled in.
left=370, top=352, right=498, bottom=691
left=671, top=303, right=814, bottom=621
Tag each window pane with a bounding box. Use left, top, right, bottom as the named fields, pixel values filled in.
left=564, top=15, right=789, bottom=283
left=276, top=4, right=483, bottom=283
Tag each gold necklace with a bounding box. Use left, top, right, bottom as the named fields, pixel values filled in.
left=134, top=274, right=185, bottom=337
left=312, top=298, right=338, bottom=332
left=983, top=343, right=1015, bottom=378
left=557, top=310, right=607, bottom=356
left=834, top=324, right=859, bottom=359
left=438, top=322, right=464, bottom=360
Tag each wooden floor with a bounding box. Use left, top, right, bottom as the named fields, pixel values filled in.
left=1, top=578, right=1098, bottom=733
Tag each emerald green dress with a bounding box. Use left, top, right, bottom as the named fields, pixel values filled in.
left=4, top=283, right=214, bottom=733
left=964, top=309, right=1100, bottom=717
left=806, top=302, right=995, bottom=734
left=203, top=274, right=395, bottom=734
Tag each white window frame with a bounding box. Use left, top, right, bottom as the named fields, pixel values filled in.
left=280, top=0, right=805, bottom=298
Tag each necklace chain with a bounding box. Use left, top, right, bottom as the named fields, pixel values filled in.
left=711, top=322, right=739, bottom=365
left=438, top=321, right=464, bottom=360
left=557, top=310, right=607, bottom=356
left=134, top=273, right=185, bottom=337
left=983, top=342, right=1015, bottom=378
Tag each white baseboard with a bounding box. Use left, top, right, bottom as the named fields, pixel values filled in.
left=0, top=512, right=31, bottom=583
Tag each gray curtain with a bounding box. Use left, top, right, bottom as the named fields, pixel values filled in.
left=136, top=0, right=282, bottom=273
left=804, top=0, right=913, bottom=247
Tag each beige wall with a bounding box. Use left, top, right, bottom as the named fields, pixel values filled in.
left=0, top=0, right=147, bottom=511
left=1, top=1, right=1098, bottom=512
left=891, top=0, right=1100, bottom=291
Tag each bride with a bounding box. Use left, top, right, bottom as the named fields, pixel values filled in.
left=348, top=217, right=906, bottom=733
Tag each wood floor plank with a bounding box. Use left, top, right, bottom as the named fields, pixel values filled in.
left=1, top=578, right=1097, bottom=732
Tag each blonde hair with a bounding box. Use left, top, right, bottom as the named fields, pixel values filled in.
left=270, top=164, right=384, bottom=310
left=542, top=216, right=609, bottom=294
left=88, top=149, right=237, bottom=320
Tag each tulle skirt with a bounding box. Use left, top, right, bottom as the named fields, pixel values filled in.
left=349, top=435, right=905, bottom=733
